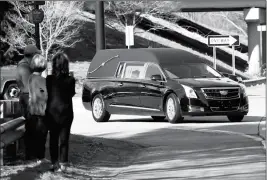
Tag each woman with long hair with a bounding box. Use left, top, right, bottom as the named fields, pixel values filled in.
left=28, top=54, right=48, bottom=163
left=46, top=52, right=76, bottom=172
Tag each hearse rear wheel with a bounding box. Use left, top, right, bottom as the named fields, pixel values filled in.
left=92, top=94, right=110, bottom=122
left=151, top=116, right=166, bottom=121
left=165, top=93, right=184, bottom=124
left=227, top=115, right=244, bottom=122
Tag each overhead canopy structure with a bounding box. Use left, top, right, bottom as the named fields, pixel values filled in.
left=178, top=0, right=265, bottom=12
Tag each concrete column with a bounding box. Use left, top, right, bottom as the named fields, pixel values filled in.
left=244, top=8, right=266, bottom=76
left=95, top=1, right=106, bottom=51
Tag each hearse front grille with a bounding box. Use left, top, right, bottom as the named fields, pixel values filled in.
left=201, top=87, right=240, bottom=100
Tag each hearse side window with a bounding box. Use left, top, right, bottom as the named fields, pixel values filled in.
left=119, top=62, right=145, bottom=79
left=144, top=63, right=164, bottom=81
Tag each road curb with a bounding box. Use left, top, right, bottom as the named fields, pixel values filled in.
left=171, top=126, right=266, bottom=149
left=257, top=118, right=266, bottom=148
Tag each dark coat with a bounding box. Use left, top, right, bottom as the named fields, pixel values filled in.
left=46, top=74, right=76, bottom=125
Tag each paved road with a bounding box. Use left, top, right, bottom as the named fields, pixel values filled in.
left=70, top=95, right=266, bottom=180
left=71, top=95, right=265, bottom=137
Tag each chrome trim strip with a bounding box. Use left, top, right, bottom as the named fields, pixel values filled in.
left=205, top=97, right=240, bottom=100
left=89, top=55, right=119, bottom=74
left=110, top=104, right=161, bottom=111
left=201, top=87, right=240, bottom=89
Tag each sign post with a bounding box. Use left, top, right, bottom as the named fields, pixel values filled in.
left=207, top=35, right=240, bottom=73
left=257, top=24, right=266, bottom=75
left=125, top=26, right=134, bottom=49
left=213, top=47, right=216, bottom=69
left=28, top=1, right=45, bottom=50
left=232, top=46, right=235, bottom=75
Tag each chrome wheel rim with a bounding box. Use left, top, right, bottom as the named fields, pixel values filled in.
left=93, top=98, right=103, bottom=119
left=167, top=98, right=176, bottom=120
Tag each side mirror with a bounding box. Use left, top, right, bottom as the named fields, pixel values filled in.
left=222, top=72, right=231, bottom=77
left=236, top=76, right=243, bottom=83
left=222, top=73, right=243, bottom=83
left=151, top=74, right=162, bottom=81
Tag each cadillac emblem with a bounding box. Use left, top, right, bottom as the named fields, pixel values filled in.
left=219, top=90, right=228, bottom=96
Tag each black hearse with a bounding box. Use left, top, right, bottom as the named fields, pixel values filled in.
left=82, top=48, right=248, bottom=124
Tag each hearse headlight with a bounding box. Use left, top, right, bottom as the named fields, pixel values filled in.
left=240, top=84, right=247, bottom=97
left=181, top=85, right=198, bottom=99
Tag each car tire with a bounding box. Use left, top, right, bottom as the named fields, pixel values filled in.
left=165, top=93, right=184, bottom=124
left=3, top=83, right=20, bottom=100
left=92, top=94, right=110, bottom=122
left=151, top=116, right=166, bottom=121
left=227, top=115, right=245, bottom=122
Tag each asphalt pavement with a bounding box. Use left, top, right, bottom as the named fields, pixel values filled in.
left=70, top=95, right=266, bottom=180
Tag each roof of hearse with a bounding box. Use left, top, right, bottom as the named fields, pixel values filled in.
left=88, top=48, right=207, bottom=78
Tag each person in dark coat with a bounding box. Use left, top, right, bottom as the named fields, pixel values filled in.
left=46, top=52, right=76, bottom=172
left=28, top=54, right=48, bottom=163
left=15, top=44, right=41, bottom=161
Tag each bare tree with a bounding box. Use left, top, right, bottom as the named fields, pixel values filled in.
left=1, top=1, right=85, bottom=60
left=211, top=12, right=247, bottom=37
left=176, top=11, right=247, bottom=37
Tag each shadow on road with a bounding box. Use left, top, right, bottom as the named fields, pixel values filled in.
left=1, top=134, right=144, bottom=180
left=2, top=126, right=265, bottom=180
left=114, top=128, right=266, bottom=180
left=109, top=115, right=264, bottom=124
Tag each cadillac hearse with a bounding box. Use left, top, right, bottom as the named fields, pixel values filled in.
left=82, top=48, right=249, bottom=124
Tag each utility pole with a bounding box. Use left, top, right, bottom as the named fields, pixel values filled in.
left=95, top=1, right=106, bottom=51
left=34, top=3, right=40, bottom=50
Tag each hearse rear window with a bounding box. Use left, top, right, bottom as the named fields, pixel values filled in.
left=116, top=62, right=145, bottom=79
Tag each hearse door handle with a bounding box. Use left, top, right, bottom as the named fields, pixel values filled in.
left=118, top=82, right=123, bottom=86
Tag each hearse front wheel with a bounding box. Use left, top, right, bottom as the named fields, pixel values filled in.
left=165, top=93, right=184, bottom=124
left=227, top=115, right=244, bottom=122
left=92, top=94, right=110, bottom=122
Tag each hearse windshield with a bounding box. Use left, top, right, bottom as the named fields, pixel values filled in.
left=163, top=63, right=223, bottom=79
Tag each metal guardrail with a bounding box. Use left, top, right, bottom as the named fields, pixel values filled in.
left=0, top=117, right=25, bottom=134
left=0, top=100, right=24, bottom=165
left=243, top=77, right=266, bottom=87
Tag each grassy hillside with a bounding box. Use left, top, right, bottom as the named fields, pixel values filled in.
left=175, top=12, right=248, bottom=44
left=65, top=20, right=166, bottom=62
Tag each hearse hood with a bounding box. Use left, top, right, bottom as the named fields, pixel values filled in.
left=176, top=77, right=240, bottom=88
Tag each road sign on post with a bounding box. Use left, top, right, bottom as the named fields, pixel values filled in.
left=207, top=35, right=240, bottom=47
left=125, top=26, right=134, bottom=49
left=30, top=8, right=44, bottom=24
left=207, top=35, right=240, bottom=73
